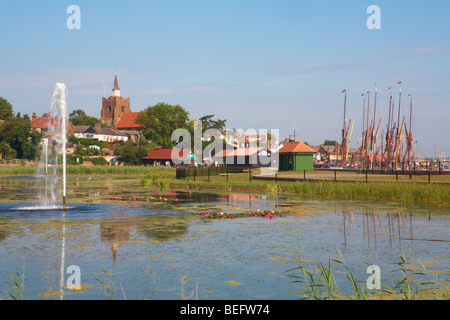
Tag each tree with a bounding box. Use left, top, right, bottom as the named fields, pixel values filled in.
left=0, top=141, right=16, bottom=160
left=323, top=139, right=337, bottom=146
left=114, top=139, right=154, bottom=165
left=69, top=109, right=101, bottom=127
left=198, top=115, right=226, bottom=134
left=136, top=102, right=190, bottom=148
left=0, top=97, right=14, bottom=120
left=0, top=114, right=42, bottom=159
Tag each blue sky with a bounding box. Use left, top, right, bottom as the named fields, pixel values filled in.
left=1, top=0, right=449, bottom=157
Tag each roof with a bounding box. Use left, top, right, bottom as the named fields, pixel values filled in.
left=142, top=148, right=191, bottom=160
left=94, top=127, right=127, bottom=136
left=278, top=141, right=316, bottom=154
left=31, top=117, right=59, bottom=130
left=113, top=72, right=120, bottom=90
left=73, top=125, right=93, bottom=133
left=117, top=112, right=140, bottom=129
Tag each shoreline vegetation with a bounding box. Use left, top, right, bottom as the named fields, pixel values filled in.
left=1, top=165, right=449, bottom=205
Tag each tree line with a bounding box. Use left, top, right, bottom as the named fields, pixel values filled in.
left=0, top=97, right=227, bottom=164
left=0, top=97, right=43, bottom=160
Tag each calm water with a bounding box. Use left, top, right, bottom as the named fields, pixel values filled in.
left=0, top=176, right=448, bottom=300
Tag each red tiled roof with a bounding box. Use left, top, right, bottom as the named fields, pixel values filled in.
left=279, top=141, right=316, bottom=153
left=142, top=148, right=191, bottom=160
left=31, top=117, right=59, bottom=130
left=117, top=112, right=141, bottom=129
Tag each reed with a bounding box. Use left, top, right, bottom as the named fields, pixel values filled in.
left=3, top=264, right=26, bottom=300
left=282, top=230, right=449, bottom=300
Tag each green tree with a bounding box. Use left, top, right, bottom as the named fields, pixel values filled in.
left=323, top=139, right=337, bottom=146
left=0, top=141, right=16, bottom=160
left=136, top=102, right=190, bottom=148
left=0, top=115, right=33, bottom=159
left=69, top=109, right=101, bottom=127
left=0, top=97, right=14, bottom=120
left=114, top=139, right=154, bottom=165
left=198, top=114, right=226, bottom=134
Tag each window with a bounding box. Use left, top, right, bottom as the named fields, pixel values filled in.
left=121, top=106, right=124, bottom=112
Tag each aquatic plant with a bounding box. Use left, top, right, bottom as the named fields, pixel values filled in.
left=92, top=266, right=117, bottom=300
left=3, top=264, right=26, bottom=300
left=196, top=209, right=281, bottom=220
left=282, top=229, right=449, bottom=300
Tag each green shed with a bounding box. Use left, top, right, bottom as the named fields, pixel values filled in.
left=278, top=141, right=316, bottom=171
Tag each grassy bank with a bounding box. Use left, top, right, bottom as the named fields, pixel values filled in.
left=0, top=165, right=176, bottom=177
left=168, top=177, right=450, bottom=205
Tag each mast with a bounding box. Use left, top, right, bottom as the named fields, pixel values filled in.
left=342, top=89, right=347, bottom=167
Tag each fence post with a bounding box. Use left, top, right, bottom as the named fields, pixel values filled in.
left=334, top=169, right=337, bottom=182
left=275, top=172, right=278, bottom=183
left=365, top=170, right=368, bottom=183
left=249, top=167, right=252, bottom=183
left=304, top=170, right=306, bottom=180
left=428, top=171, right=431, bottom=183
left=227, top=167, right=229, bottom=182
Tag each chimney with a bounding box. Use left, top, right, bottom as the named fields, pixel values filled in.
left=32, top=113, right=37, bottom=121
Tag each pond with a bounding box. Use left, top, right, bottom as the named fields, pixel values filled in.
left=0, top=175, right=448, bottom=300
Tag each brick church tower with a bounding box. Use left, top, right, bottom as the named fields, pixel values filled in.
left=101, top=72, right=131, bottom=128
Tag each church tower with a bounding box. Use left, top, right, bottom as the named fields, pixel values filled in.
left=101, top=72, right=131, bottom=128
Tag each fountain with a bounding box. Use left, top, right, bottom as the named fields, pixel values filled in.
left=33, top=82, right=68, bottom=209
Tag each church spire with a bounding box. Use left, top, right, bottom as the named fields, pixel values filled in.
left=112, top=71, right=121, bottom=97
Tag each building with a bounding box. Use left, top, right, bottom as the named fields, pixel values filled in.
left=101, top=72, right=132, bottom=128
left=213, top=147, right=273, bottom=168
left=93, top=127, right=128, bottom=143
left=73, top=126, right=96, bottom=139
left=278, top=141, right=316, bottom=171
left=116, top=112, right=141, bottom=142
left=31, top=113, right=74, bottom=136
left=141, top=148, right=193, bottom=166
left=73, top=125, right=128, bottom=143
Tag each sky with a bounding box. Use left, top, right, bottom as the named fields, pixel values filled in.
left=0, top=0, right=449, bottom=158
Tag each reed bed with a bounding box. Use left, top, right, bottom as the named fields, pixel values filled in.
left=282, top=229, right=449, bottom=300
left=170, top=178, right=450, bottom=205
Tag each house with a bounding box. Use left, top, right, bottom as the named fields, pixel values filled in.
left=141, top=148, right=194, bottom=166
left=73, top=125, right=128, bottom=143
left=212, top=147, right=273, bottom=168
left=93, top=127, right=128, bottom=143
left=73, top=126, right=96, bottom=139
left=278, top=141, right=316, bottom=171
left=31, top=113, right=75, bottom=136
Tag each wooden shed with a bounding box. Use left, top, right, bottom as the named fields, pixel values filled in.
left=278, top=141, right=315, bottom=171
